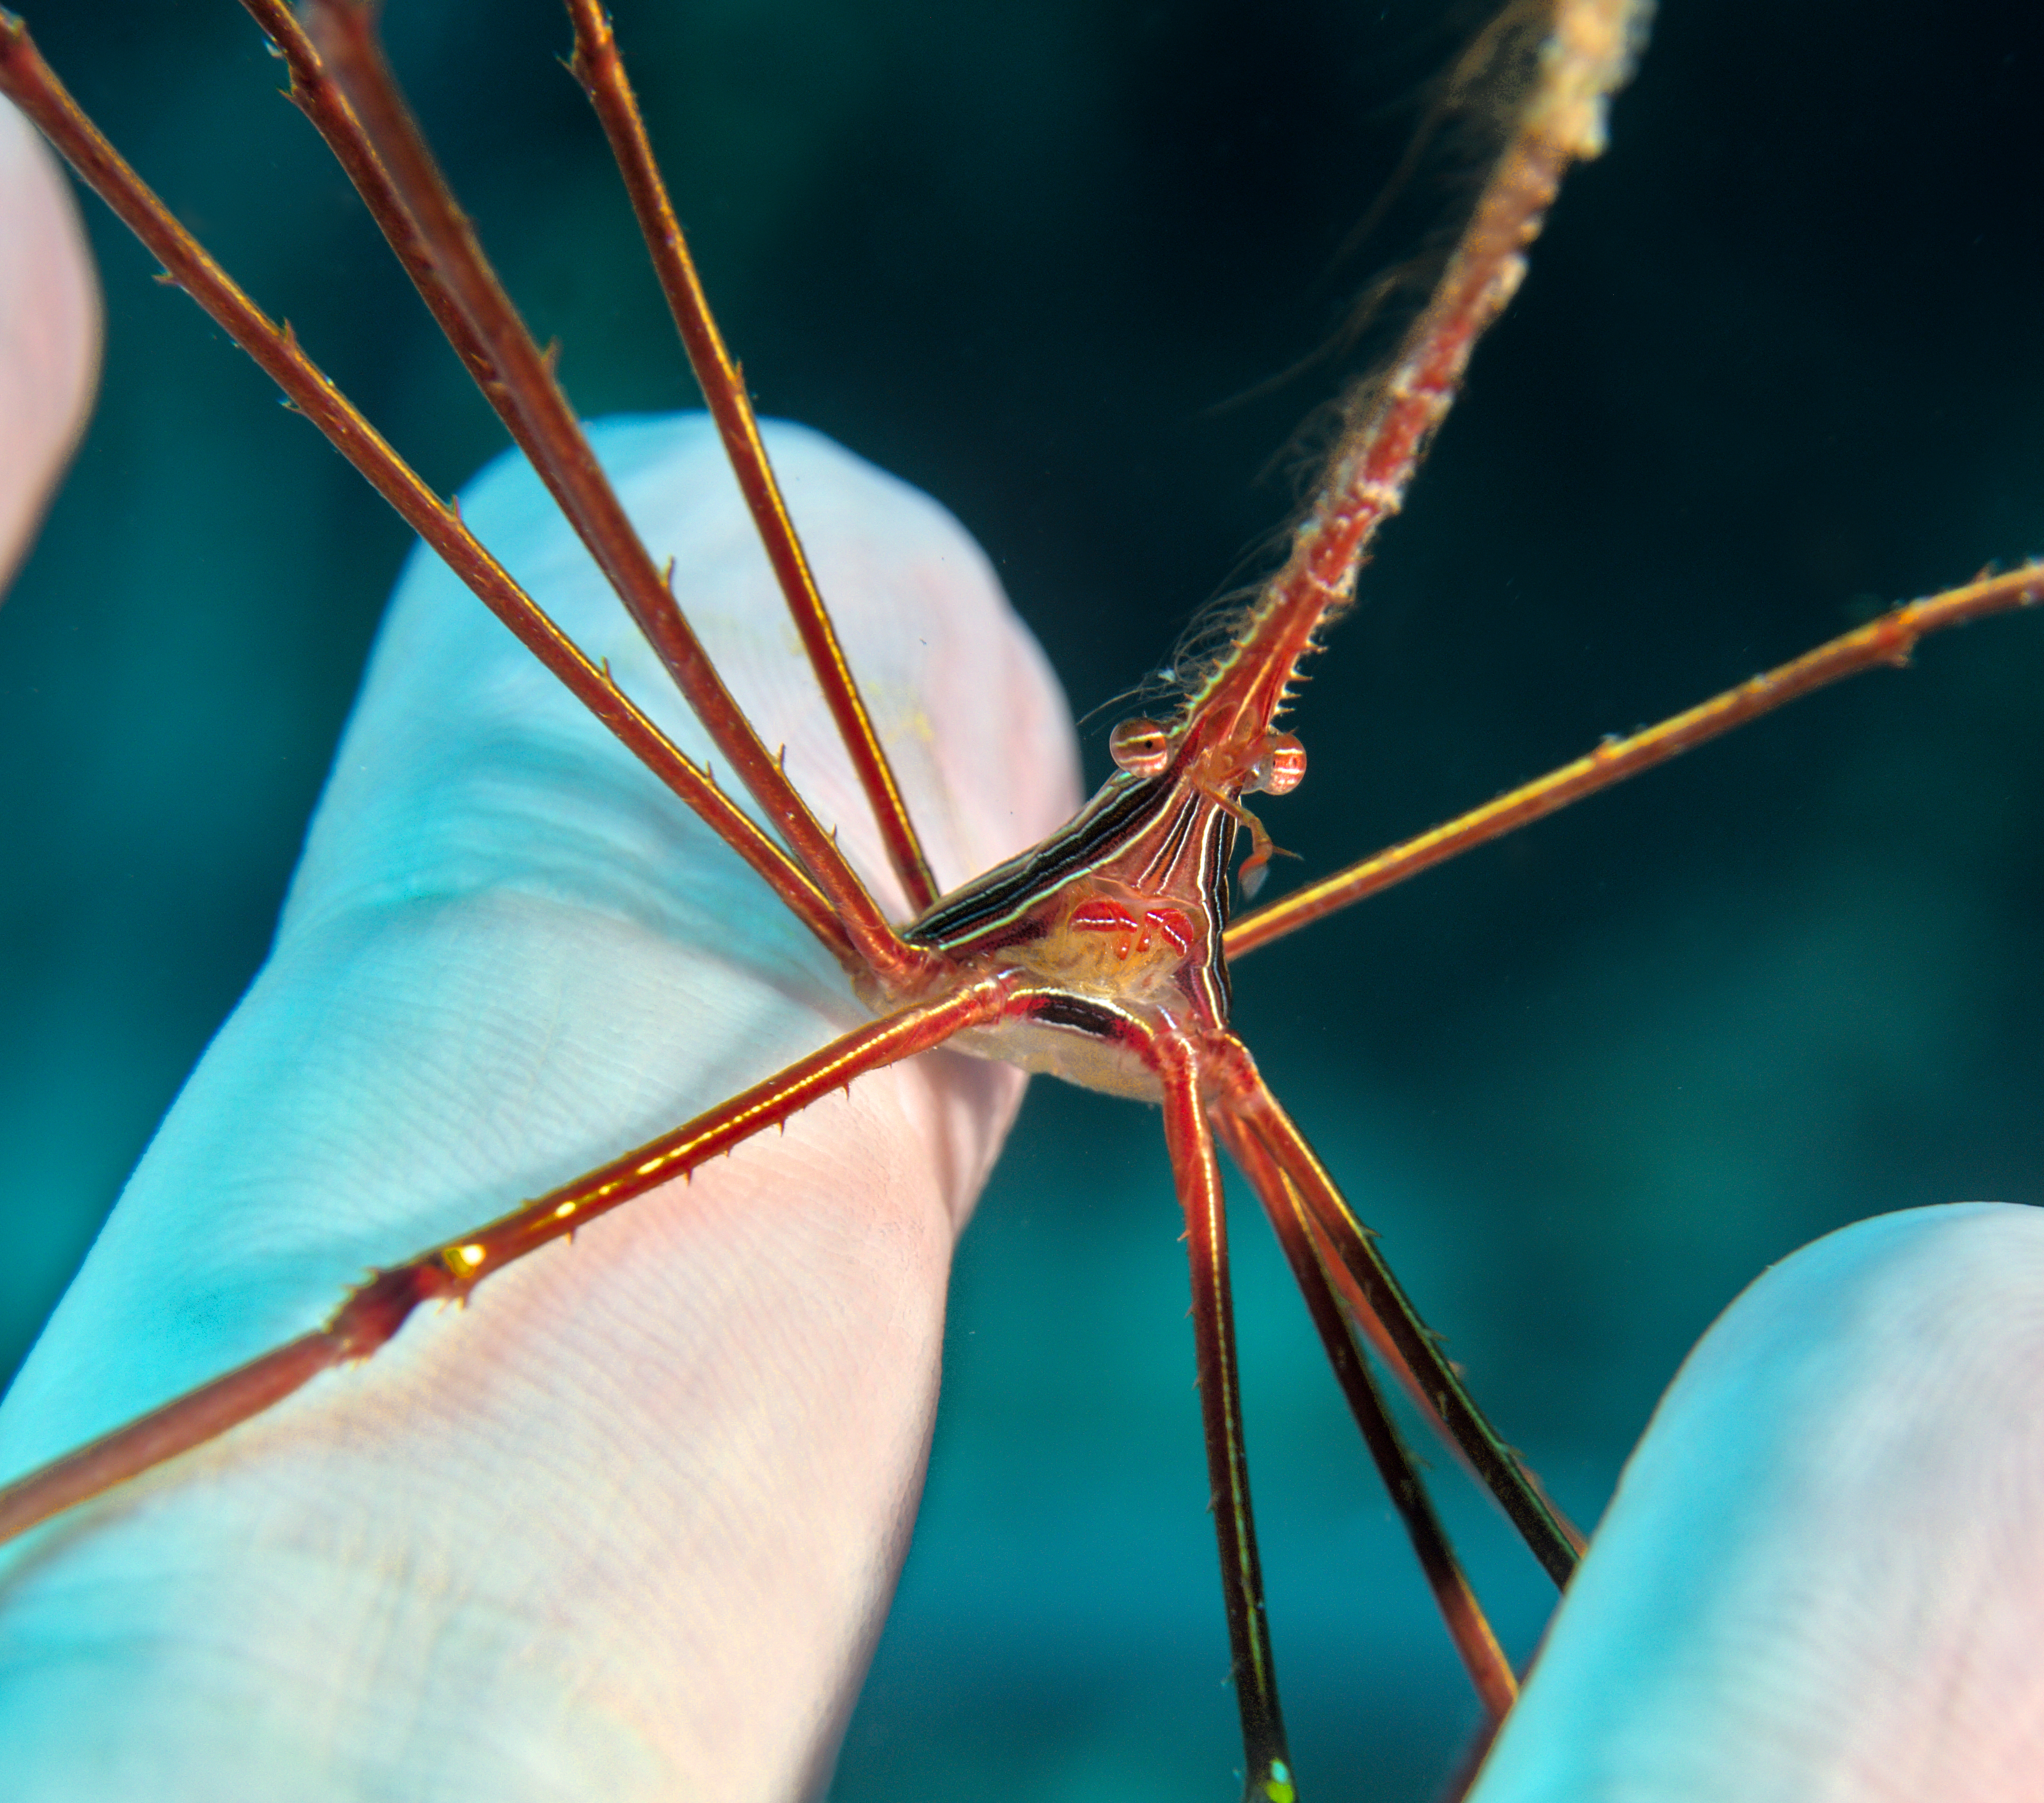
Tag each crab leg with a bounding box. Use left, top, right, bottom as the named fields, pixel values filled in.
left=260, top=0, right=929, bottom=980
left=1214, top=1109, right=1519, bottom=1725
left=1152, top=1036, right=1296, bottom=1803
left=564, top=0, right=941, bottom=915
left=1214, top=1039, right=1585, bottom=1588
left=0, top=11, right=858, bottom=965
left=0, top=973, right=1016, bottom=1550
left=1228, top=564, right=2044, bottom=958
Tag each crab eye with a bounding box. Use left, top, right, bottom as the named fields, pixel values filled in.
left=1249, top=732, right=1306, bottom=796
left=1109, top=717, right=1173, bottom=777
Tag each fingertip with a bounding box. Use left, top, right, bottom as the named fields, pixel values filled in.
left=1476, top=1203, right=2044, bottom=1802
left=0, top=98, right=102, bottom=595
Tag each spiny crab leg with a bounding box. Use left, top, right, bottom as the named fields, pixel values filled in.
left=1227, top=563, right=2044, bottom=959
left=258, top=0, right=929, bottom=981
left=1213, top=1038, right=1585, bottom=1587
left=564, top=0, right=941, bottom=916
left=1150, top=1031, right=1294, bottom=1803
left=0, top=9, right=852, bottom=964
left=0, top=974, right=1019, bottom=1549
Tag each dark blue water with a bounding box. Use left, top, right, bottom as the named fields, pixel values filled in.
left=3, top=2, right=2041, bottom=1797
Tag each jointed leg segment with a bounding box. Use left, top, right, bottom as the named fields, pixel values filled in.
left=0, top=9, right=859, bottom=966
left=564, top=0, right=942, bottom=918
left=1214, top=1110, right=1519, bottom=1724
left=261, top=0, right=929, bottom=981
left=1151, top=1037, right=1295, bottom=1803
left=1228, top=1060, right=1584, bottom=1588
left=0, top=977, right=1016, bottom=1551
left=1227, top=562, right=2044, bottom=959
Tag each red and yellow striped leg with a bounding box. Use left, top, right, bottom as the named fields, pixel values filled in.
left=0, top=974, right=1015, bottom=1551
left=1150, top=1037, right=1296, bottom=1803
left=565, top=0, right=941, bottom=916
left=1227, top=564, right=2044, bottom=959
left=1213, top=1038, right=1583, bottom=1589
left=0, top=12, right=855, bottom=966
left=1214, top=1108, right=1518, bottom=1725
left=269, top=0, right=927, bottom=984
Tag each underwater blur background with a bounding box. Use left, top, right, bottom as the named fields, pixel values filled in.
left=2, top=0, right=2041, bottom=1796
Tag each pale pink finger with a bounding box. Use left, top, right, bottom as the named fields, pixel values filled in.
left=0, top=96, right=100, bottom=592
left=1474, top=1202, right=2044, bottom=1802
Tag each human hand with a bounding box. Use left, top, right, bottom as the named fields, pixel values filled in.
left=0, top=406, right=1079, bottom=1799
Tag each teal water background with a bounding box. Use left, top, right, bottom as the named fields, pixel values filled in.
left=2, top=1, right=2041, bottom=1797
